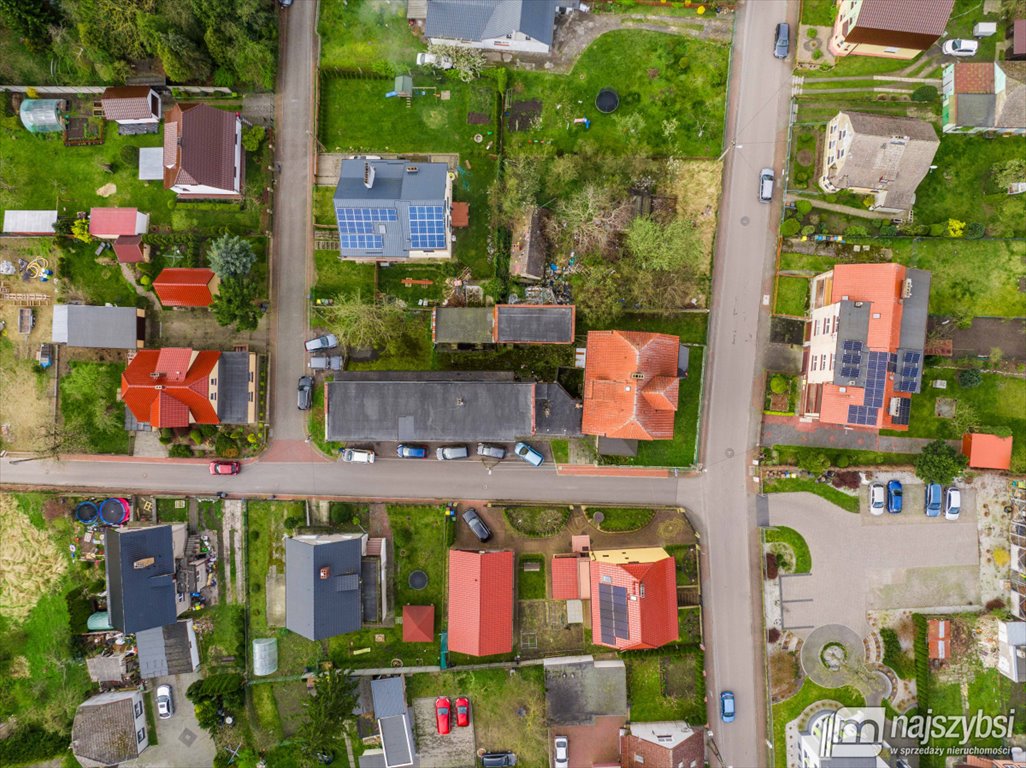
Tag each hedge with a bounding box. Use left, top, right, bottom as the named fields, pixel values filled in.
left=0, top=726, right=68, bottom=763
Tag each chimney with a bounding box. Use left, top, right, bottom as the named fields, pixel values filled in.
left=320, top=566, right=331, bottom=580
left=133, top=557, right=156, bottom=570
left=363, top=162, right=375, bottom=189
left=405, top=165, right=419, bottom=174
left=902, top=278, right=913, bottom=299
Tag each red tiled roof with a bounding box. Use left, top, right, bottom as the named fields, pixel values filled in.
left=113, top=235, right=143, bottom=263
left=89, top=208, right=140, bottom=237
left=120, top=348, right=220, bottom=428
left=402, top=605, right=435, bottom=643
left=153, top=268, right=216, bottom=307
left=447, top=550, right=513, bottom=657
left=551, top=556, right=581, bottom=600
left=451, top=201, right=470, bottom=228
left=163, top=104, right=240, bottom=194
left=962, top=433, right=1013, bottom=470
left=590, top=553, right=678, bottom=651
left=100, top=86, right=159, bottom=121
left=927, top=618, right=949, bottom=660
left=621, top=725, right=706, bottom=768
left=830, top=263, right=905, bottom=350
left=953, top=62, right=996, bottom=94
left=582, top=331, right=681, bottom=440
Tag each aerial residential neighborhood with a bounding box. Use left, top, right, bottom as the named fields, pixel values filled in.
left=0, top=0, right=1024, bottom=767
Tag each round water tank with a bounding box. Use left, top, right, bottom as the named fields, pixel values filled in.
left=253, top=638, right=278, bottom=676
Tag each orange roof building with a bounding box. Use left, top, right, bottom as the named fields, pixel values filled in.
left=551, top=555, right=582, bottom=600
left=962, top=433, right=1013, bottom=470
left=153, top=268, right=218, bottom=308
left=589, top=548, right=678, bottom=651
left=581, top=331, right=682, bottom=440
left=120, top=347, right=258, bottom=429
left=447, top=550, right=513, bottom=657
left=401, top=605, right=435, bottom=643
left=798, top=263, right=931, bottom=431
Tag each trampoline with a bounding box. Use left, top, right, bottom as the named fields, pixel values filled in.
left=408, top=570, right=428, bottom=590
left=99, top=498, right=130, bottom=526
left=595, top=88, right=620, bottom=114
left=75, top=500, right=99, bottom=525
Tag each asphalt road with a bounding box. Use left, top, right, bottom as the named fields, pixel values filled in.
left=268, top=0, right=317, bottom=441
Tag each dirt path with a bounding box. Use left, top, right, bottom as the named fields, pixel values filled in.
left=221, top=499, right=245, bottom=604
left=119, top=263, right=159, bottom=311
left=784, top=192, right=897, bottom=220
left=369, top=502, right=391, bottom=539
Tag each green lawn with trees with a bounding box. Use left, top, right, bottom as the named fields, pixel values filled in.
left=764, top=526, right=812, bottom=573
left=59, top=361, right=129, bottom=454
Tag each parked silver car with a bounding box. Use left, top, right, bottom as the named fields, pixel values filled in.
left=437, top=445, right=469, bottom=461
left=477, top=443, right=507, bottom=460
left=309, top=355, right=343, bottom=371
left=305, top=334, right=339, bottom=352
left=156, top=684, right=174, bottom=719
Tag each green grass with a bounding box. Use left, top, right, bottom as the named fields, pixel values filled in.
left=764, top=526, right=812, bottom=573
left=551, top=439, right=569, bottom=464
left=156, top=497, right=189, bottom=523
left=319, top=0, right=425, bottom=70
left=377, top=263, right=449, bottom=303
left=196, top=604, right=245, bottom=670
left=774, top=276, right=809, bottom=316
left=586, top=506, right=656, bottom=532
left=883, top=238, right=1026, bottom=318
left=308, top=378, right=343, bottom=457
left=313, top=186, right=337, bottom=227
left=56, top=240, right=139, bottom=306
left=914, top=136, right=1026, bottom=238
left=879, top=627, right=915, bottom=680
left=772, top=679, right=865, bottom=768
left=806, top=47, right=922, bottom=79
left=665, top=544, right=699, bottom=586
left=678, top=606, right=702, bottom=644
left=312, top=251, right=376, bottom=300
left=347, top=313, right=436, bottom=371
left=586, top=311, right=709, bottom=345
left=762, top=477, right=861, bottom=513
left=779, top=252, right=837, bottom=273
left=59, top=361, right=129, bottom=454
left=881, top=367, right=1026, bottom=471
left=517, top=556, right=546, bottom=600
left=503, top=506, right=571, bottom=537
left=769, top=444, right=918, bottom=468
left=801, top=0, right=838, bottom=26
left=508, top=31, right=728, bottom=158
left=249, top=682, right=284, bottom=748
left=626, top=651, right=705, bottom=723
left=390, top=504, right=452, bottom=628
left=633, top=346, right=704, bottom=467
left=406, top=668, right=548, bottom=766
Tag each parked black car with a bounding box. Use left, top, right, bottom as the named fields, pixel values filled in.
left=462, top=508, right=492, bottom=542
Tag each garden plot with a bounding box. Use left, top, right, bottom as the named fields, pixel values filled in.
left=518, top=599, right=584, bottom=656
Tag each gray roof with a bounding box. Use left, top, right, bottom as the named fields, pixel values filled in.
left=534, top=381, right=583, bottom=437
left=136, top=620, right=199, bottom=678
left=216, top=351, right=252, bottom=424
left=832, top=301, right=872, bottom=387
left=371, top=678, right=415, bottom=768
left=425, top=0, right=557, bottom=46
left=86, top=653, right=131, bottom=683
left=52, top=305, right=142, bottom=349
left=326, top=371, right=536, bottom=442
left=361, top=558, right=380, bottom=622
left=72, top=691, right=144, bottom=767
left=497, top=305, right=574, bottom=343
left=333, top=159, right=449, bottom=259
left=544, top=658, right=627, bottom=725
left=433, top=307, right=493, bottom=344
left=371, top=677, right=407, bottom=718
left=285, top=534, right=366, bottom=640
left=954, top=93, right=997, bottom=127
left=897, top=268, right=931, bottom=351
left=105, top=526, right=177, bottom=634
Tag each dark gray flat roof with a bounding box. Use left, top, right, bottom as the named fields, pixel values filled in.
left=534, top=382, right=583, bottom=437
left=832, top=301, right=871, bottom=387
left=326, top=372, right=535, bottom=442
left=52, top=305, right=141, bottom=349
left=496, top=305, right=574, bottom=343
left=433, top=307, right=493, bottom=344
left=897, top=268, right=931, bottom=350
left=216, top=351, right=252, bottom=424
left=544, top=659, right=627, bottom=725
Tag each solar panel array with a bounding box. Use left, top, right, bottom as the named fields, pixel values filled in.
left=409, top=205, right=446, bottom=249
left=894, top=350, right=922, bottom=393
left=847, top=404, right=878, bottom=426
left=863, top=351, right=889, bottom=408
left=891, top=397, right=911, bottom=426
left=337, top=207, right=397, bottom=234
left=597, top=583, right=629, bottom=646
left=840, top=339, right=864, bottom=380
left=340, top=234, right=383, bottom=250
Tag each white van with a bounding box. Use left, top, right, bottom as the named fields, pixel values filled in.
left=759, top=168, right=774, bottom=202
left=341, top=448, right=375, bottom=464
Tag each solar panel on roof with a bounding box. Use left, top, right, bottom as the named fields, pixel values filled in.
left=597, top=583, right=629, bottom=644
left=891, top=398, right=911, bottom=426
left=340, top=234, right=383, bottom=250
left=408, top=205, right=446, bottom=249
left=843, top=340, right=863, bottom=352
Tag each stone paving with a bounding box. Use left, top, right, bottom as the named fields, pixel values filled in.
left=762, top=413, right=958, bottom=454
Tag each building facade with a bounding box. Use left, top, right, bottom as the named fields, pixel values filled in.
left=829, top=0, right=954, bottom=59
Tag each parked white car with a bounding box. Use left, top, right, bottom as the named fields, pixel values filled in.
left=340, top=448, right=375, bottom=464
left=416, top=52, right=454, bottom=69
left=944, top=487, right=961, bottom=520
left=942, top=38, right=978, bottom=57
left=869, top=483, right=886, bottom=516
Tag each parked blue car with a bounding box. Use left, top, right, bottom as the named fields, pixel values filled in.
left=925, top=483, right=942, bottom=517
left=887, top=480, right=903, bottom=514
left=720, top=691, right=735, bottom=723
left=396, top=444, right=428, bottom=459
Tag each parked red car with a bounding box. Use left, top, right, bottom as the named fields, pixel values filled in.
left=435, top=696, right=451, bottom=735
left=455, top=697, right=470, bottom=727
left=209, top=461, right=241, bottom=476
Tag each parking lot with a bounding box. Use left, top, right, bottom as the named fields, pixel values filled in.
left=411, top=696, right=476, bottom=768
left=857, top=470, right=975, bottom=522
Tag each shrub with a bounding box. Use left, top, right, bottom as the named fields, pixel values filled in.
left=965, top=221, right=985, bottom=239
left=801, top=224, right=816, bottom=236
left=795, top=199, right=813, bottom=217
left=812, top=49, right=823, bottom=60
left=119, top=144, right=140, bottom=164
left=780, top=217, right=801, bottom=237
left=798, top=452, right=830, bottom=476
left=767, top=627, right=781, bottom=643
left=169, top=444, right=193, bottom=458
left=189, top=428, right=204, bottom=445
left=769, top=375, right=789, bottom=394
left=911, top=85, right=938, bottom=102
left=765, top=552, right=779, bottom=579
left=0, top=726, right=67, bottom=763
left=831, top=471, right=860, bottom=489
left=835, top=454, right=850, bottom=469
left=928, top=222, right=947, bottom=237
left=879, top=224, right=898, bottom=236
left=138, top=274, right=152, bottom=288
left=958, top=368, right=982, bottom=388
left=844, top=225, right=868, bottom=237
left=242, top=124, right=266, bottom=152
left=985, top=597, right=1005, bottom=611
left=284, top=514, right=305, bottom=532
left=946, top=218, right=966, bottom=238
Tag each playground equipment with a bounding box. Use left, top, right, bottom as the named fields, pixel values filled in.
left=596, top=88, right=620, bottom=114
left=75, top=500, right=100, bottom=525
left=98, top=498, right=131, bottom=526
left=573, top=117, right=591, bottom=129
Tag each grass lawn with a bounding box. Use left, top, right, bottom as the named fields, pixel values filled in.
left=313, top=186, right=337, bottom=227
left=914, top=136, right=1026, bottom=238
left=319, top=0, right=424, bottom=70
left=882, top=367, right=1026, bottom=471
left=56, top=240, right=139, bottom=307
left=551, top=439, right=569, bottom=464
left=633, top=346, right=704, bottom=467
left=308, top=378, right=343, bottom=457
left=772, top=679, right=865, bottom=768
left=762, top=477, right=861, bottom=513
left=764, top=526, right=812, bottom=573
left=389, top=504, right=452, bottom=655
left=779, top=252, right=838, bottom=273
left=377, top=263, right=449, bottom=304
left=406, top=668, right=547, bottom=763
left=503, top=506, right=571, bottom=537
left=249, top=683, right=284, bottom=750
left=60, top=361, right=129, bottom=454
left=508, top=31, right=728, bottom=158
left=312, top=251, right=376, bottom=301
left=883, top=238, right=1026, bottom=318
left=769, top=444, right=918, bottom=468
left=665, top=544, right=699, bottom=586
left=775, top=276, right=809, bottom=316
left=156, top=497, right=189, bottom=523
left=585, top=506, right=656, bottom=532
left=195, top=604, right=246, bottom=671
left=801, top=0, right=838, bottom=26
left=517, top=556, right=546, bottom=600
left=626, top=650, right=705, bottom=723
left=583, top=311, right=708, bottom=345
left=678, top=607, right=703, bottom=644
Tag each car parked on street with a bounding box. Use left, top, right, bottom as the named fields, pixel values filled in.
left=477, top=443, right=506, bottom=460
left=341, top=448, right=375, bottom=464
left=942, top=38, right=978, bottom=56
left=774, top=22, right=790, bottom=59
left=926, top=483, right=942, bottom=517
left=944, top=487, right=961, bottom=520
left=397, top=444, right=428, bottom=459
left=481, top=753, right=517, bottom=767
left=553, top=736, right=569, bottom=768
left=462, top=508, right=492, bottom=542
left=435, top=696, right=451, bottom=735
left=305, top=334, right=339, bottom=352
left=437, top=445, right=469, bottom=461
left=455, top=697, right=470, bottom=727
left=209, top=461, right=241, bottom=476
left=759, top=168, right=774, bottom=202
left=869, top=483, right=885, bottom=515
left=513, top=441, right=544, bottom=466
left=887, top=480, right=903, bottom=514
left=720, top=690, right=735, bottom=723
left=156, top=684, right=174, bottom=719
left=297, top=375, right=314, bottom=410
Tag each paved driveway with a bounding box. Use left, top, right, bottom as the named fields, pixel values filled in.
left=128, top=672, right=214, bottom=768
left=770, top=492, right=979, bottom=637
